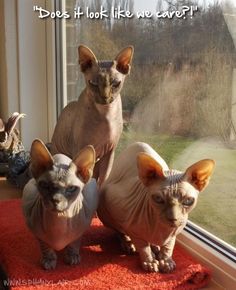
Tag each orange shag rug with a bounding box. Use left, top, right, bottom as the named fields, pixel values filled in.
left=0, top=199, right=210, bottom=290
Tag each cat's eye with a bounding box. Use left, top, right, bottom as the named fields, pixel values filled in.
left=88, top=79, right=98, bottom=87
left=112, top=80, right=121, bottom=88
left=152, top=195, right=164, bottom=204
left=182, top=197, right=195, bottom=207
left=66, top=186, right=78, bottom=194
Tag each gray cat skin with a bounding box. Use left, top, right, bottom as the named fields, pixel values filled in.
left=22, top=139, right=98, bottom=270
left=51, top=45, right=134, bottom=186
left=98, top=142, right=215, bottom=273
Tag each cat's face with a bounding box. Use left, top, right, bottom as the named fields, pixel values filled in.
left=78, top=45, right=134, bottom=105
left=30, top=139, right=96, bottom=213
left=36, top=165, right=83, bottom=212
left=137, top=153, right=215, bottom=228
left=148, top=178, right=199, bottom=228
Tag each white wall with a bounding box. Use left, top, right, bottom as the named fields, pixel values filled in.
left=17, top=0, right=49, bottom=148
left=0, top=0, right=57, bottom=149
left=0, top=0, right=19, bottom=120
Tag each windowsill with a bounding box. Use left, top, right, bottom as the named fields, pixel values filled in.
left=177, top=229, right=236, bottom=289
left=201, top=280, right=224, bottom=290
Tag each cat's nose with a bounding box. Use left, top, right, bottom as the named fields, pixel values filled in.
left=52, top=194, right=63, bottom=204
left=103, top=95, right=114, bottom=104
left=104, top=95, right=109, bottom=100
left=52, top=194, right=67, bottom=212
left=167, top=217, right=179, bottom=227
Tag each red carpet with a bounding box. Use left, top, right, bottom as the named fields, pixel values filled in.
left=0, top=199, right=211, bottom=289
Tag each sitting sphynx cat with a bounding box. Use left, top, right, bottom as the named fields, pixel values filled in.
left=51, top=45, right=134, bottom=186
left=22, top=139, right=98, bottom=270
left=98, top=142, right=215, bottom=273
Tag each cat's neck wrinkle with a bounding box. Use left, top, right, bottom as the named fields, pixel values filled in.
left=125, top=180, right=151, bottom=228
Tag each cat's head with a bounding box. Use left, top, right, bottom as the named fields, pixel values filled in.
left=137, top=153, right=215, bottom=228
left=78, top=45, right=134, bottom=105
left=30, top=139, right=96, bottom=213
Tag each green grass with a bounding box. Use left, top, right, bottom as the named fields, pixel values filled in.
left=116, top=130, right=194, bottom=165
left=172, top=138, right=236, bottom=247
left=116, top=132, right=236, bottom=248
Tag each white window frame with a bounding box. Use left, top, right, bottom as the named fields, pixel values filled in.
left=178, top=222, right=236, bottom=289
left=54, top=0, right=68, bottom=114
left=1, top=0, right=59, bottom=149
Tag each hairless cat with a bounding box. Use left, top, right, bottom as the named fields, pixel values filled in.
left=51, top=45, right=134, bottom=186
left=98, top=142, right=215, bottom=273
left=22, top=139, right=98, bottom=270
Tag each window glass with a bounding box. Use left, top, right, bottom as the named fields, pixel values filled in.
left=65, top=0, right=236, bottom=247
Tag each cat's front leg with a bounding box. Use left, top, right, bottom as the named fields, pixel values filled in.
left=38, top=240, right=57, bottom=270
left=132, top=238, right=159, bottom=272
left=117, top=232, right=136, bottom=254
left=63, top=239, right=81, bottom=265
left=97, top=150, right=115, bottom=187
left=157, top=237, right=176, bottom=273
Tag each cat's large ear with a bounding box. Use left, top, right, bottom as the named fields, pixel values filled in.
left=78, top=45, right=98, bottom=72
left=137, top=153, right=165, bottom=186
left=184, top=159, right=215, bottom=192
left=30, top=139, right=54, bottom=179
left=70, top=145, right=96, bottom=183
left=115, top=46, right=134, bottom=75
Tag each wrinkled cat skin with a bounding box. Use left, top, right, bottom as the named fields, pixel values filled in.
left=51, top=45, right=134, bottom=186
left=22, top=139, right=98, bottom=270
left=98, top=142, right=215, bottom=273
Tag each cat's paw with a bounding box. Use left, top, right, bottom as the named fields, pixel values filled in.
left=151, top=245, right=161, bottom=256
left=41, top=254, right=57, bottom=270
left=158, top=257, right=176, bottom=273
left=64, top=250, right=81, bottom=265
left=121, top=239, right=136, bottom=255
left=119, top=234, right=136, bottom=255
left=141, top=259, right=159, bottom=272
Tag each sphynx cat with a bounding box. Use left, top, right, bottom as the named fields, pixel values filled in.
left=51, top=45, right=134, bottom=185
left=22, top=139, right=98, bottom=270
left=98, top=142, right=215, bottom=273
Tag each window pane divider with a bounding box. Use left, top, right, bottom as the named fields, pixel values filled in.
left=185, top=221, right=236, bottom=263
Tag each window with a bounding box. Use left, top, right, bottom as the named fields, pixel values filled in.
left=62, top=0, right=236, bottom=254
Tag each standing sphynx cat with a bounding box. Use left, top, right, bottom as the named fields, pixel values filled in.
left=98, top=142, right=215, bottom=273
left=22, top=139, right=98, bottom=270
left=51, top=45, right=134, bottom=185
